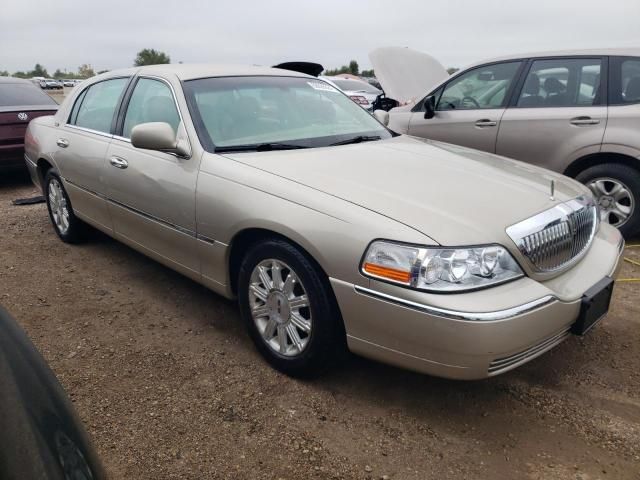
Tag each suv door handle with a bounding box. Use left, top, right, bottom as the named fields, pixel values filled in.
left=570, top=116, right=600, bottom=126
left=56, top=138, right=69, bottom=148
left=475, top=119, right=497, bottom=127
left=109, top=156, right=128, bottom=169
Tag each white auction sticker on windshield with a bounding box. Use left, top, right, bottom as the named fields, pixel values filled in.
left=307, top=80, right=338, bottom=92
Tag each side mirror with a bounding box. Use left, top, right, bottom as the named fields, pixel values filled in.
left=373, top=109, right=389, bottom=126
left=424, top=95, right=436, bottom=119
left=131, top=122, right=190, bottom=158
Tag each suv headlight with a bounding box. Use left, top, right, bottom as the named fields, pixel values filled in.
left=361, top=240, right=524, bottom=292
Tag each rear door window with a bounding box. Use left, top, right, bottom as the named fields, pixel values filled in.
left=609, top=57, right=640, bottom=105
left=516, top=58, right=603, bottom=107
left=70, top=78, right=128, bottom=134
left=0, top=83, right=57, bottom=107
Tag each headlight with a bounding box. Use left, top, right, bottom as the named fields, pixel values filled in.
left=361, top=240, right=524, bottom=292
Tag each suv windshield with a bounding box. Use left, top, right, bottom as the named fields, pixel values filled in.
left=183, top=76, right=390, bottom=151
left=0, top=83, right=57, bottom=107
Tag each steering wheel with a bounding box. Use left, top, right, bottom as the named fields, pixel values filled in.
left=461, top=96, right=480, bottom=108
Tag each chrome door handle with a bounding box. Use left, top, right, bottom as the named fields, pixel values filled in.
left=109, top=156, right=128, bottom=169
left=570, top=116, right=600, bottom=126
left=475, top=119, right=497, bottom=127
left=56, top=138, right=69, bottom=148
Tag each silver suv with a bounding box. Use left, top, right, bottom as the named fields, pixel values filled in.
left=373, top=48, right=640, bottom=237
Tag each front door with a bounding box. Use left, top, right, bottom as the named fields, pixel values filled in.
left=103, top=76, right=201, bottom=277
left=409, top=61, right=523, bottom=153
left=496, top=57, right=607, bottom=172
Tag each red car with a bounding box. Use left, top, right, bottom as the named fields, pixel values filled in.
left=0, top=77, right=58, bottom=171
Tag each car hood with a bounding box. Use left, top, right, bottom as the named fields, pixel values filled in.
left=369, top=47, right=448, bottom=105
left=222, top=136, right=588, bottom=247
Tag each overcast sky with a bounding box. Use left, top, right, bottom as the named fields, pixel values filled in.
left=2, top=0, right=639, bottom=74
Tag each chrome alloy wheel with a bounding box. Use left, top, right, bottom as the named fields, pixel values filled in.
left=587, top=177, right=635, bottom=227
left=48, top=178, right=70, bottom=235
left=248, top=259, right=312, bottom=357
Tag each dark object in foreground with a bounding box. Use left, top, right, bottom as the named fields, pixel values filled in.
left=0, top=305, right=104, bottom=480
left=12, top=195, right=45, bottom=205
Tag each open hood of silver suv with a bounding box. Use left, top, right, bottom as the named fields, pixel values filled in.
left=369, top=47, right=448, bottom=105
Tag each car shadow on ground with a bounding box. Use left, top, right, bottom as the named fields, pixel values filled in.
left=0, top=169, right=32, bottom=188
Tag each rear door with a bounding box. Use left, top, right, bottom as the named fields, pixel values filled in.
left=603, top=56, right=640, bottom=157
left=56, top=77, right=130, bottom=232
left=104, top=75, right=201, bottom=277
left=496, top=57, right=607, bottom=172
left=408, top=61, right=523, bottom=153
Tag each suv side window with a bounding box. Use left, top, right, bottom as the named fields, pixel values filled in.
left=70, top=78, right=129, bottom=133
left=516, top=58, right=602, bottom=107
left=437, top=62, right=521, bottom=111
left=122, top=78, right=180, bottom=138
left=610, top=56, right=640, bottom=105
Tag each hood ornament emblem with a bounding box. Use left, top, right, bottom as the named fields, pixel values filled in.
left=549, top=180, right=555, bottom=201
left=17, top=112, right=28, bottom=121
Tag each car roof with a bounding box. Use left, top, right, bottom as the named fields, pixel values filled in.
left=470, top=47, right=640, bottom=67
left=95, top=64, right=313, bottom=82
left=0, top=76, right=34, bottom=85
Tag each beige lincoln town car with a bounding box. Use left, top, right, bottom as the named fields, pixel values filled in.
left=24, top=64, right=624, bottom=379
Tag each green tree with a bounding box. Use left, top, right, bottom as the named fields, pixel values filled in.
left=348, top=60, right=359, bottom=75
left=360, top=69, right=375, bottom=77
left=29, top=63, right=49, bottom=78
left=134, top=49, right=170, bottom=66
left=12, top=71, right=29, bottom=78
left=78, top=64, right=95, bottom=78
left=0, top=70, right=9, bottom=77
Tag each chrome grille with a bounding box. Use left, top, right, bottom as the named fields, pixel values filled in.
left=506, top=196, right=598, bottom=273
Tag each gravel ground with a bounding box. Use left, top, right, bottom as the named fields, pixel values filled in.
left=1, top=171, right=639, bottom=480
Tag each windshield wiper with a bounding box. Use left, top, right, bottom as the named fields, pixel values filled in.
left=329, top=135, right=381, bottom=146
left=215, top=143, right=309, bottom=153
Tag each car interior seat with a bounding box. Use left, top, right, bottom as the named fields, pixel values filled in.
left=624, top=76, right=640, bottom=102
left=517, top=73, right=544, bottom=107
left=143, top=96, right=180, bottom=132
left=543, top=77, right=568, bottom=106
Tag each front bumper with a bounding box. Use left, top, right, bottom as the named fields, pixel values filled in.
left=331, top=224, right=624, bottom=380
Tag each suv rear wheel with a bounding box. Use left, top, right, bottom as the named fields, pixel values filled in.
left=576, top=163, right=640, bottom=237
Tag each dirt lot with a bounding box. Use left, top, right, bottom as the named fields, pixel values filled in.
left=1, top=171, right=639, bottom=480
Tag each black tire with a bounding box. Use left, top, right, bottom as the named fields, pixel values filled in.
left=44, top=169, right=87, bottom=243
left=237, top=238, right=346, bottom=377
left=575, top=163, right=640, bottom=238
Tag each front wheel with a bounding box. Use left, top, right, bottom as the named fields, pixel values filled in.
left=576, top=163, right=640, bottom=238
left=237, top=238, right=346, bottom=377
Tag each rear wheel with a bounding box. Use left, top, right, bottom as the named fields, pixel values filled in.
left=576, top=163, right=640, bottom=238
left=44, top=169, right=87, bottom=243
left=237, top=238, right=345, bottom=377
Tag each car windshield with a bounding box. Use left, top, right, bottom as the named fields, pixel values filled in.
left=329, top=78, right=381, bottom=94
left=0, top=83, right=57, bottom=107
left=183, top=76, right=390, bottom=151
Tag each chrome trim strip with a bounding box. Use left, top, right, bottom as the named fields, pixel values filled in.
left=63, top=124, right=114, bottom=139
left=63, top=177, right=199, bottom=239
left=24, top=153, right=36, bottom=167
left=353, top=285, right=556, bottom=322
left=108, top=197, right=197, bottom=238
left=488, top=328, right=571, bottom=375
